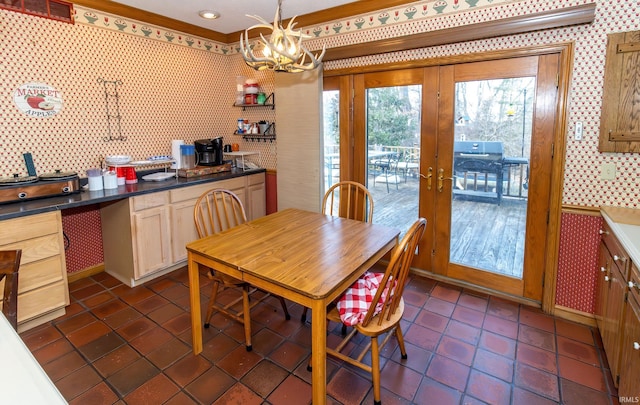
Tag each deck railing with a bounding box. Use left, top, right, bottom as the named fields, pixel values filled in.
left=326, top=145, right=528, bottom=200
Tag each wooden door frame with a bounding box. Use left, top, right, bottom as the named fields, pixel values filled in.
left=324, top=42, right=573, bottom=314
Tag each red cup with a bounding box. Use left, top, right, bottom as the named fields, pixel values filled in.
left=125, top=167, right=137, bottom=184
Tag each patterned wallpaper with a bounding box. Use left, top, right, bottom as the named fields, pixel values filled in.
left=556, top=213, right=603, bottom=313
left=0, top=7, right=276, bottom=175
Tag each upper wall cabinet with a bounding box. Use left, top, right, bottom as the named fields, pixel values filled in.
left=599, top=30, right=640, bottom=153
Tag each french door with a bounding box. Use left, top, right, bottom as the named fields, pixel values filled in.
left=325, top=53, right=560, bottom=301
left=433, top=55, right=558, bottom=300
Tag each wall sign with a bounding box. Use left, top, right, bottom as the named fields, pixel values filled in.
left=13, top=82, right=63, bottom=117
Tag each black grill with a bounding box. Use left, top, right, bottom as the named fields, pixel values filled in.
left=453, top=141, right=504, bottom=204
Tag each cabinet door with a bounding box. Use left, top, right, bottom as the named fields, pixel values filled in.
left=170, top=199, right=200, bottom=263
left=595, top=242, right=610, bottom=332
left=247, top=174, right=267, bottom=221
left=619, top=295, right=640, bottom=398
left=132, top=206, right=172, bottom=279
left=602, top=263, right=626, bottom=384
left=599, top=30, right=640, bottom=152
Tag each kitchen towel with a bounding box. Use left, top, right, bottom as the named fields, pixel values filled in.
left=171, top=140, right=184, bottom=169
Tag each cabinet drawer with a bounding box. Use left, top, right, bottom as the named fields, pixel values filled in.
left=0, top=234, right=62, bottom=266
left=17, top=280, right=67, bottom=323
left=247, top=172, right=265, bottom=186
left=602, top=222, right=630, bottom=279
left=170, top=177, right=246, bottom=203
left=132, top=192, right=169, bottom=211
left=0, top=211, right=59, bottom=245
left=19, top=255, right=64, bottom=294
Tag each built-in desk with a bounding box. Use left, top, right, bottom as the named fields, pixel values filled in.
left=0, top=168, right=266, bottom=329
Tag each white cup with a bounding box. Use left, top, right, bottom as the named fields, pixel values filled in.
left=88, top=175, right=103, bottom=191
left=103, top=172, right=118, bottom=189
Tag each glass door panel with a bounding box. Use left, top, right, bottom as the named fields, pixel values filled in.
left=365, top=85, right=421, bottom=236
left=323, top=89, right=340, bottom=193
left=450, top=78, right=534, bottom=278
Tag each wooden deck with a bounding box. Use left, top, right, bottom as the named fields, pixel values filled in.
left=365, top=175, right=527, bottom=278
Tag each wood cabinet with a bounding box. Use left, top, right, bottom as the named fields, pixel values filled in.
left=599, top=30, right=640, bottom=152
left=619, top=262, right=640, bottom=397
left=0, top=211, right=69, bottom=332
left=101, top=173, right=265, bottom=286
left=131, top=194, right=172, bottom=278
left=247, top=173, right=266, bottom=220
left=597, top=219, right=632, bottom=388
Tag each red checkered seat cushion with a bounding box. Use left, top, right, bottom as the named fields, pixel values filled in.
left=336, top=271, right=393, bottom=326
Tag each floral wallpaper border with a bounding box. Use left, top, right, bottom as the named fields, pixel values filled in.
left=73, top=0, right=515, bottom=55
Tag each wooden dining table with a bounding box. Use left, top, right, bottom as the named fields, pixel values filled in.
left=186, top=208, right=399, bottom=404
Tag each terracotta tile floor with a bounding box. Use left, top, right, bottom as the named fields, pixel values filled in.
left=20, top=268, right=619, bottom=404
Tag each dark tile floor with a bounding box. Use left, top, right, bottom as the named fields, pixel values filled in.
left=20, top=267, right=619, bottom=404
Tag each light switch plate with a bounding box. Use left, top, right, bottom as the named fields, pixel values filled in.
left=601, top=162, right=616, bottom=180
left=574, top=121, right=583, bottom=140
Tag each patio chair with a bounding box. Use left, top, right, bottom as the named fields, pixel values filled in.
left=194, top=189, right=290, bottom=351
left=0, top=249, right=21, bottom=330
left=300, top=181, right=374, bottom=324
left=371, top=153, right=401, bottom=192
left=393, top=149, right=420, bottom=182
left=311, top=218, right=427, bottom=405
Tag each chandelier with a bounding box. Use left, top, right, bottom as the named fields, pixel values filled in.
left=239, top=0, right=325, bottom=73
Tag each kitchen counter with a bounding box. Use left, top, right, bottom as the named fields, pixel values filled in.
left=0, top=168, right=265, bottom=221
left=601, top=206, right=640, bottom=265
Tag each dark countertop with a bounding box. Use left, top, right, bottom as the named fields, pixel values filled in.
left=0, top=168, right=265, bottom=221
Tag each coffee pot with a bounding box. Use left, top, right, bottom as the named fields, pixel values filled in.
left=194, top=138, right=223, bottom=166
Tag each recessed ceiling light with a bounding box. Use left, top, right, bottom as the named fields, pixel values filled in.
left=198, top=10, right=220, bottom=19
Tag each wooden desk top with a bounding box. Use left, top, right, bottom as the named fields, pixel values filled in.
left=186, top=208, right=399, bottom=300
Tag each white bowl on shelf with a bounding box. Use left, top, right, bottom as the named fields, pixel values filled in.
left=105, top=155, right=131, bottom=165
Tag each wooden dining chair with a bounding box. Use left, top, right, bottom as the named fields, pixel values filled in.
left=0, top=249, right=22, bottom=331
left=321, top=217, right=427, bottom=405
left=322, top=180, right=374, bottom=223
left=194, top=189, right=290, bottom=351
left=300, top=181, right=375, bottom=324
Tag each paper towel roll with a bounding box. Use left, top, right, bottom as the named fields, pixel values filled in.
left=171, top=140, right=184, bottom=169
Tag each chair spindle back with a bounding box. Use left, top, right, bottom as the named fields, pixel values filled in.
left=323, top=181, right=374, bottom=223
left=360, top=218, right=426, bottom=328
left=194, top=189, right=247, bottom=238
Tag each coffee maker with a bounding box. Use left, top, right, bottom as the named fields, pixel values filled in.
left=194, top=138, right=223, bottom=166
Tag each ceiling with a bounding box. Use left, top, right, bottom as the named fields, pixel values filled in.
left=109, top=0, right=361, bottom=35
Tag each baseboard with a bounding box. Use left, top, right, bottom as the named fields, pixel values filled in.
left=553, top=305, right=597, bottom=327
left=67, top=264, right=105, bottom=283
left=410, top=268, right=541, bottom=309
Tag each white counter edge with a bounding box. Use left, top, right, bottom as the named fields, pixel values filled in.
left=602, top=211, right=640, bottom=266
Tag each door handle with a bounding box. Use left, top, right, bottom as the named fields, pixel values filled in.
left=437, top=168, right=453, bottom=192
left=419, top=167, right=433, bottom=191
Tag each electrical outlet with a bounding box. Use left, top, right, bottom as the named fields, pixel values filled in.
left=574, top=121, right=583, bottom=141
left=601, top=162, right=616, bottom=180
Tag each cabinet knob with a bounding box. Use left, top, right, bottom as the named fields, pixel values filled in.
left=629, top=281, right=639, bottom=291
left=599, top=229, right=608, bottom=235
left=634, top=342, right=640, bottom=351
left=600, top=266, right=607, bottom=273
left=605, top=275, right=610, bottom=282
left=613, top=254, right=625, bottom=262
